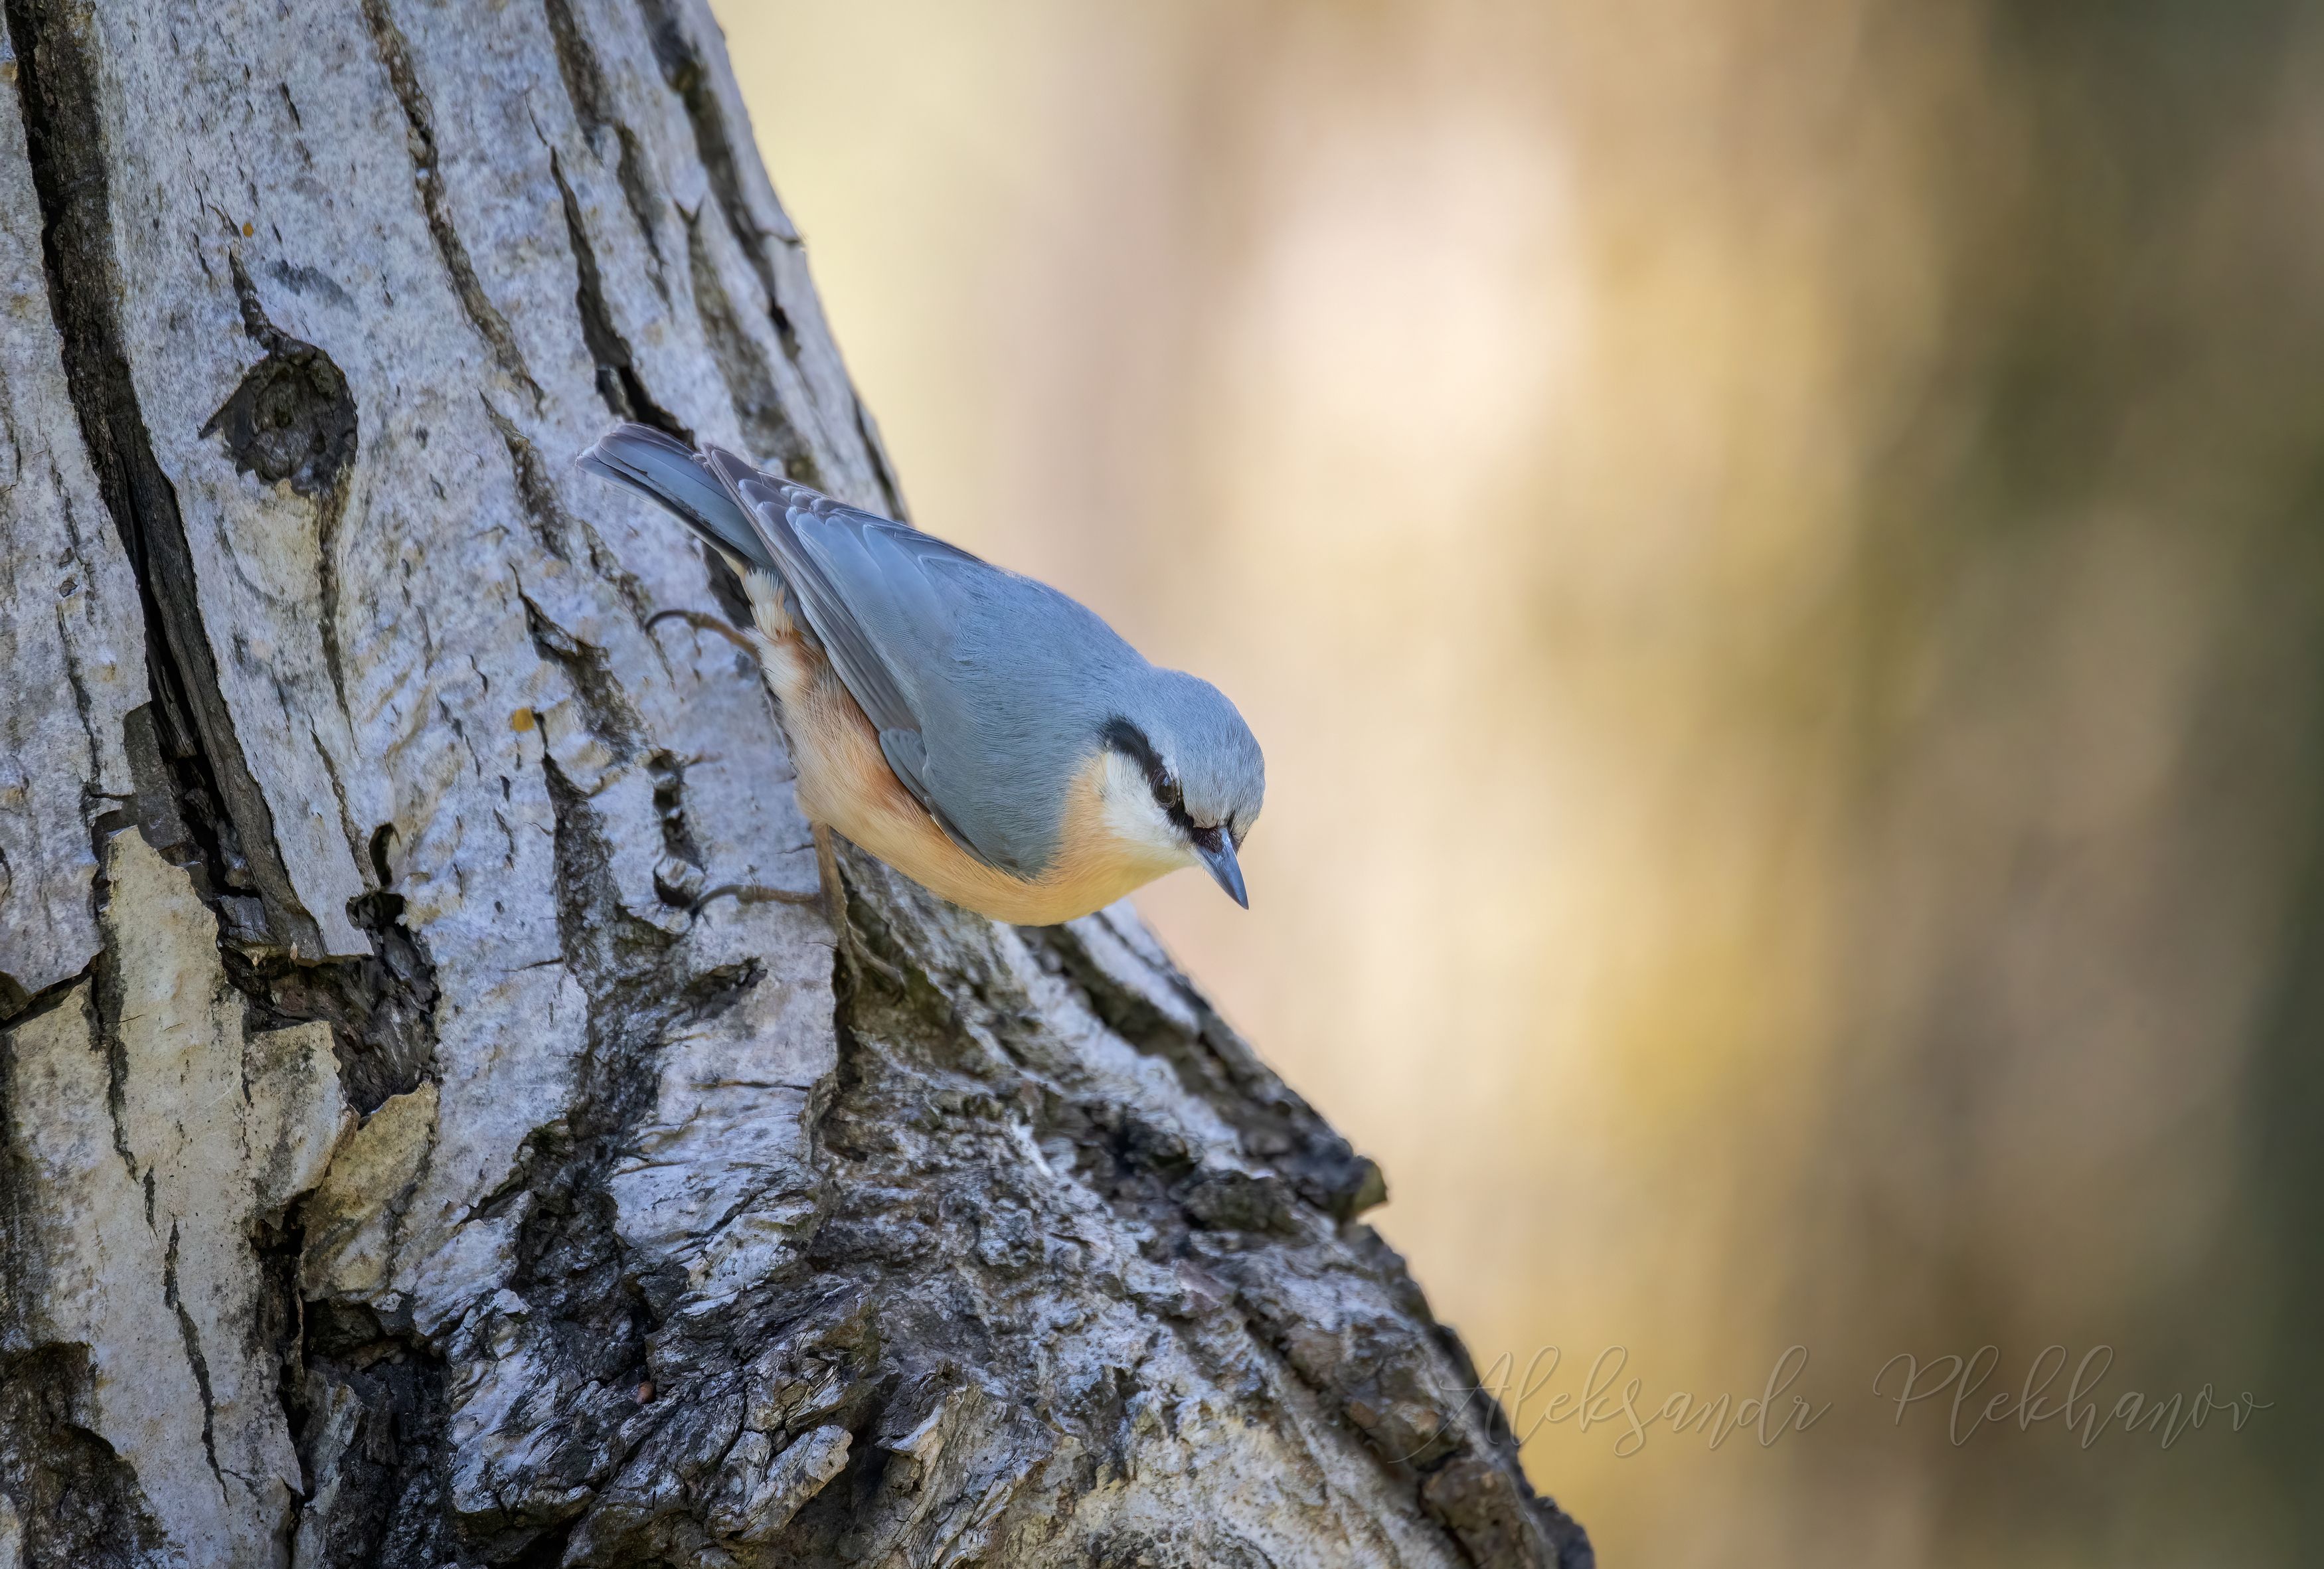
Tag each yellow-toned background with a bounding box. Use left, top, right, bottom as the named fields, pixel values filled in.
left=711, top=3, right=2323, bottom=1563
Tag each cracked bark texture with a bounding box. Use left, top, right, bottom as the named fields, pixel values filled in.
left=0, top=3, right=1591, bottom=1566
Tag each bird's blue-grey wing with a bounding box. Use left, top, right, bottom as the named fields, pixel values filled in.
left=781, top=514, right=1147, bottom=876
left=698, top=450, right=1031, bottom=867
left=579, top=425, right=772, bottom=571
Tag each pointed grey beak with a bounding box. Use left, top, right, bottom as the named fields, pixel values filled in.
left=1195, top=829, right=1248, bottom=908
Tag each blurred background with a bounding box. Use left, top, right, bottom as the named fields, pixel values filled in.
left=710, top=3, right=2323, bottom=1563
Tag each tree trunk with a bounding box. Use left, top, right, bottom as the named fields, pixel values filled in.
left=0, top=3, right=1589, bottom=1565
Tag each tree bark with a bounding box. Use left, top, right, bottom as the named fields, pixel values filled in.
left=0, top=3, right=1590, bottom=1566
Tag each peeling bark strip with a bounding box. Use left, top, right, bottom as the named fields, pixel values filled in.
left=0, top=2, right=1590, bottom=1565
left=3, top=0, right=325, bottom=958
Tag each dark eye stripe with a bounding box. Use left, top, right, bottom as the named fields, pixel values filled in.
left=1102, top=716, right=1199, bottom=833
left=1100, top=717, right=1161, bottom=781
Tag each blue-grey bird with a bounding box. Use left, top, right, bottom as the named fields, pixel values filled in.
left=579, top=423, right=1263, bottom=924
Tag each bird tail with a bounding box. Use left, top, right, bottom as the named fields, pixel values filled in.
left=578, top=422, right=773, bottom=573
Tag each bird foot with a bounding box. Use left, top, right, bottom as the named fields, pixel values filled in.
left=647, top=606, right=760, bottom=659
left=690, top=881, right=822, bottom=913
left=815, top=824, right=907, bottom=991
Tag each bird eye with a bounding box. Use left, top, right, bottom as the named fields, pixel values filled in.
left=1154, top=775, right=1183, bottom=811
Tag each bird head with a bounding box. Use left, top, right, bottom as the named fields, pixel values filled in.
left=1090, top=671, right=1265, bottom=908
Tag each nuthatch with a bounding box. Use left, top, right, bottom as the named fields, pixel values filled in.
left=580, top=424, right=1263, bottom=926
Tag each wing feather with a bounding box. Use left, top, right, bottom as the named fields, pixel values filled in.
left=578, top=424, right=772, bottom=572
left=697, top=448, right=1010, bottom=867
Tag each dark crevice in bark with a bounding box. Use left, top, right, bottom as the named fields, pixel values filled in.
left=226, top=872, right=443, bottom=1115
left=647, top=750, right=708, bottom=904
left=0, top=1349, right=174, bottom=1569
left=541, top=0, right=669, bottom=289
left=160, top=1220, right=228, bottom=1492
left=487, top=411, right=660, bottom=649
left=541, top=0, right=610, bottom=153
left=649, top=753, right=706, bottom=867
left=500, top=435, right=670, bottom=713
left=519, top=594, right=650, bottom=761
left=90, top=947, right=137, bottom=1185
left=0, top=961, right=91, bottom=1034
left=295, top=1303, right=456, bottom=1569
left=4, top=0, right=325, bottom=959
left=550, top=147, right=689, bottom=438
left=251, top=1206, right=308, bottom=1493
left=480, top=396, right=574, bottom=562
left=612, top=125, right=670, bottom=283
left=684, top=206, right=823, bottom=487
left=116, top=704, right=258, bottom=938
left=360, top=0, right=544, bottom=409
left=1038, top=921, right=1387, bottom=1222
left=306, top=726, right=371, bottom=888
